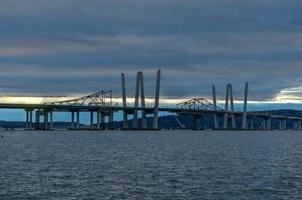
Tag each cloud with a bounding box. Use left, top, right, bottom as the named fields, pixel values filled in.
left=0, top=0, right=301, bottom=102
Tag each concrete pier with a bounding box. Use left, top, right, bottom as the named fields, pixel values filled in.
left=44, top=110, right=49, bottom=130
left=90, top=111, right=94, bottom=129
left=76, top=111, right=80, bottom=129
left=71, top=111, right=75, bottom=129
left=49, top=111, right=53, bottom=130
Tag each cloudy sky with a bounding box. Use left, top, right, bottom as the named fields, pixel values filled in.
left=0, top=0, right=302, bottom=103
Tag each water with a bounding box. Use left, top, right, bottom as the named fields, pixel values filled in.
left=0, top=130, right=302, bottom=200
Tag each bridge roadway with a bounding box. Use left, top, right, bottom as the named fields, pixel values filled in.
left=0, top=102, right=302, bottom=131
left=0, top=102, right=301, bottom=120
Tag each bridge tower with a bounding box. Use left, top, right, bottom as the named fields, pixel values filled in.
left=133, top=71, right=147, bottom=129
left=223, top=83, right=236, bottom=129
left=121, top=73, right=128, bottom=129
left=212, top=84, right=219, bottom=129
left=242, top=82, right=249, bottom=130
left=152, top=69, right=161, bottom=130
left=121, top=69, right=161, bottom=130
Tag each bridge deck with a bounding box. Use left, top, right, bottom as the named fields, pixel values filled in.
left=0, top=103, right=301, bottom=121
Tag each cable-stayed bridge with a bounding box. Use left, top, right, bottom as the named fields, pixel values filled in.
left=0, top=69, right=301, bottom=131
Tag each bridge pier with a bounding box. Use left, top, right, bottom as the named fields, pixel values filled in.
left=248, top=117, right=254, bottom=130
left=97, top=111, right=101, bottom=130
left=293, top=120, right=301, bottom=130
left=192, top=115, right=198, bottom=130
left=101, top=112, right=105, bottom=129
left=259, top=118, right=265, bottom=130
left=29, top=110, right=33, bottom=129
left=266, top=117, right=271, bottom=130
left=108, top=111, right=114, bottom=130
left=96, top=111, right=106, bottom=130
left=90, top=111, right=94, bottom=129
left=279, top=118, right=287, bottom=130
left=49, top=111, right=53, bottom=130
left=279, top=119, right=282, bottom=130
left=201, top=115, right=206, bottom=130
left=26, top=110, right=30, bottom=129
left=25, top=109, right=34, bottom=129
left=70, top=111, right=75, bottom=129
left=44, top=110, right=49, bottom=130
left=26, top=109, right=29, bottom=129
left=35, top=110, right=41, bottom=130
left=76, top=111, right=80, bottom=129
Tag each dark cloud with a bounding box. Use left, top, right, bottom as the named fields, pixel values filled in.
left=0, top=0, right=301, bottom=101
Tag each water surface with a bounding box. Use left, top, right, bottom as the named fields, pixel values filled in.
left=0, top=130, right=302, bottom=199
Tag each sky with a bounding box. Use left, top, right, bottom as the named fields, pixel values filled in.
left=0, top=0, right=302, bottom=106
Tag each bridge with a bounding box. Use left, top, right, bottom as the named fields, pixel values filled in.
left=0, top=69, right=301, bottom=131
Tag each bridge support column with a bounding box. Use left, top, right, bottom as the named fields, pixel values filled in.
left=293, top=120, right=301, bottom=130
left=101, top=112, right=105, bottom=129
left=279, top=119, right=282, bottom=130
left=224, top=84, right=235, bottom=129
left=250, top=117, right=254, bottom=130
left=212, top=84, right=219, bottom=129
left=201, top=115, right=206, bottom=130
left=279, top=119, right=287, bottom=130
left=76, top=111, right=80, bottom=129
left=140, top=72, right=147, bottom=129
left=97, top=111, right=101, bottom=130
left=293, top=120, right=297, bottom=130
left=44, top=110, right=49, bottom=130
left=122, top=69, right=161, bottom=130
left=213, top=115, right=218, bottom=129
left=109, top=111, right=114, bottom=130
left=90, top=111, right=94, bottom=129
left=97, top=111, right=106, bottom=130
left=242, top=82, right=249, bottom=130
left=49, top=111, right=53, bottom=130
left=121, top=73, right=129, bottom=129
left=29, top=110, right=33, bottom=129
left=25, top=110, right=29, bottom=129
left=133, top=72, right=140, bottom=129
left=153, top=70, right=161, bottom=130
left=192, top=115, right=197, bottom=130
left=71, top=111, right=75, bottom=129
left=266, top=118, right=271, bottom=130
left=259, top=118, right=265, bottom=130
left=283, top=119, right=287, bottom=130
left=35, top=110, right=40, bottom=130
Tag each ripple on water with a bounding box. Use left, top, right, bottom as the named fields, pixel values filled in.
left=0, top=130, right=302, bottom=199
